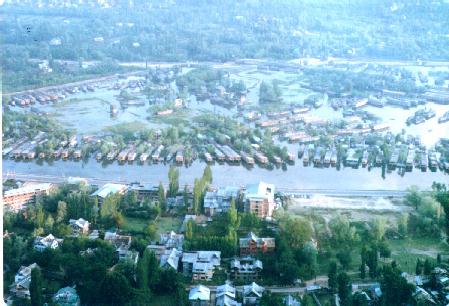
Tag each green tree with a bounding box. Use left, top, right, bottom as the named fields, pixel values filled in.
left=168, top=165, right=179, bottom=197
left=99, top=271, right=133, bottom=305
left=406, top=186, right=422, bottom=210
left=56, top=200, right=67, bottom=223
left=145, top=222, right=158, bottom=241
left=30, top=267, right=43, bottom=306
left=202, top=165, right=212, bottom=184
left=380, top=265, right=415, bottom=306
left=226, top=198, right=240, bottom=229
left=416, top=259, right=423, bottom=275
left=281, top=217, right=312, bottom=249
left=158, top=182, right=166, bottom=212
left=328, top=261, right=338, bottom=293
left=424, top=259, right=433, bottom=275
left=337, top=272, right=352, bottom=306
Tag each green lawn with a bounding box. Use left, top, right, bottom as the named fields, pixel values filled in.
left=387, top=237, right=449, bottom=274
left=148, top=294, right=178, bottom=306
left=123, top=216, right=150, bottom=233
left=156, top=216, right=183, bottom=235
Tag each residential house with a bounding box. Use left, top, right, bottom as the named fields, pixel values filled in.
left=104, top=230, right=137, bottom=264
left=182, top=251, right=221, bottom=281
left=9, top=263, right=39, bottom=298
left=3, top=183, right=53, bottom=211
left=160, top=231, right=184, bottom=250
left=242, top=282, right=264, bottom=305
left=34, top=234, right=63, bottom=252
left=230, top=257, right=263, bottom=282
left=216, top=282, right=241, bottom=306
left=128, top=182, right=160, bottom=201
left=147, top=244, right=168, bottom=260
left=203, top=186, right=240, bottom=216
left=53, top=286, right=80, bottom=306
left=90, top=183, right=127, bottom=205
left=239, top=232, right=275, bottom=256
left=284, top=295, right=301, bottom=306
left=69, top=218, right=90, bottom=235
left=189, top=285, right=211, bottom=306
left=243, top=182, right=275, bottom=218
left=160, top=248, right=182, bottom=270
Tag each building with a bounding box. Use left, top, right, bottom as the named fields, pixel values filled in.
left=182, top=251, right=221, bottom=281
left=90, top=183, right=127, bottom=205
left=69, top=218, right=90, bottom=235
left=242, top=282, right=264, bottom=305
left=147, top=244, right=168, bottom=259
left=216, top=282, right=241, bottom=306
left=104, top=230, right=137, bottom=263
left=284, top=295, right=301, bottom=306
left=203, top=186, right=240, bottom=216
left=9, top=263, right=39, bottom=298
left=160, top=248, right=182, bottom=270
left=34, top=234, right=63, bottom=251
left=160, top=231, right=184, bottom=250
left=53, top=286, right=80, bottom=306
left=239, top=232, right=275, bottom=256
left=128, top=182, right=160, bottom=201
left=243, top=182, right=275, bottom=218
left=3, top=183, right=53, bottom=211
left=189, top=285, right=211, bottom=306
left=230, top=257, right=263, bottom=282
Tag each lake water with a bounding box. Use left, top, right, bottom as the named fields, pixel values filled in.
left=5, top=63, right=449, bottom=190
left=3, top=157, right=448, bottom=190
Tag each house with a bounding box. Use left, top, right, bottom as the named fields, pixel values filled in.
left=230, top=257, right=263, bottom=282
left=243, top=182, right=276, bottom=218
left=34, top=234, right=63, bottom=251
left=3, top=183, right=53, bottom=211
left=242, top=282, right=264, bottom=305
left=160, top=248, right=182, bottom=270
left=203, top=186, right=240, bottom=216
left=239, top=232, right=275, bottom=256
left=90, top=183, right=127, bottom=205
left=104, top=230, right=136, bottom=263
left=284, top=295, right=301, bottom=306
left=216, top=282, right=241, bottom=306
left=9, top=263, right=38, bottom=298
left=189, top=285, right=211, bottom=306
left=69, top=218, right=89, bottom=235
left=147, top=244, right=168, bottom=259
left=128, top=182, right=160, bottom=201
left=182, top=251, right=221, bottom=281
left=53, top=286, right=80, bottom=306
left=160, top=231, right=184, bottom=250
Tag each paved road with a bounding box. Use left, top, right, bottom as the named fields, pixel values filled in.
left=3, top=172, right=413, bottom=197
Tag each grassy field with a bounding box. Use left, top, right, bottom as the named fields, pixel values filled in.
left=122, top=216, right=183, bottom=235
left=148, top=294, right=177, bottom=306
left=387, top=237, right=449, bottom=274
left=156, top=216, right=183, bottom=235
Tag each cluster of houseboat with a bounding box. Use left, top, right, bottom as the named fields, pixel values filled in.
left=406, top=108, right=436, bottom=125
left=7, top=85, right=96, bottom=108
left=296, top=137, right=449, bottom=173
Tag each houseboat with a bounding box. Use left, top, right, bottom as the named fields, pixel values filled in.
left=406, top=149, right=415, bottom=171
left=388, top=148, right=400, bottom=168
left=303, top=149, right=309, bottom=166
left=140, top=153, right=149, bottom=163
left=118, top=149, right=129, bottom=162
left=215, top=149, right=226, bottom=162
left=330, top=148, right=338, bottom=167
left=240, top=151, right=255, bottom=165
left=428, top=151, right=438, bottom=171
left=204, top=152, right=213, bottom=163
left=53, top=148, right=63, bottom=159
left=313, top=147, right=322, bottom=166
left=298, top=144, right=305, bottom=158
left=38, top=152, right=45, bottom=159
left=107, top=150, right=118, bottom=161
left=324, top=149, right=332, bottom=166
left=438, top=111, right=449, bottom=124
left=152, top=145, right=164, bottom=162
left=361, top=150, right=369, bottom=167
left=254, top=152, right=269, bottom=164
left=273, top=156, right=282, bottom=164
left=61, top=149, right=69, bottom=159
left=420, top=151, right=428, bottom=171
left=345, top=149, right=359, bottom=167
left=127, top=150, right=137, bottom=162
left=96, top=152, right=103, bottom=160
left=176, top=150, right=184, bottom=163
left=73, top=149, right=82, bottom=159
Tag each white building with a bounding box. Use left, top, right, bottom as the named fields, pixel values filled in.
left=160, top=231, right=184, bottom=250
left=34, top=234, right=63, bottom=252
left=189, top=285, right=210, bottom=306
left=10, top=263, right=39, bottom=298
left=242, top=282, right=265, bottom=305
left=182, top=251, right=221, bottom=281
left=69, top=218, right=90, bottom=235
left=160, top=248, right=182, bottom=270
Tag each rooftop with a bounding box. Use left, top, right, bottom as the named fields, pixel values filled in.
left=91, top=183, right=127, bottom=198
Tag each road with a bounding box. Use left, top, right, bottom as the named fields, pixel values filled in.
left=2, top=172, right=414, bottom=197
